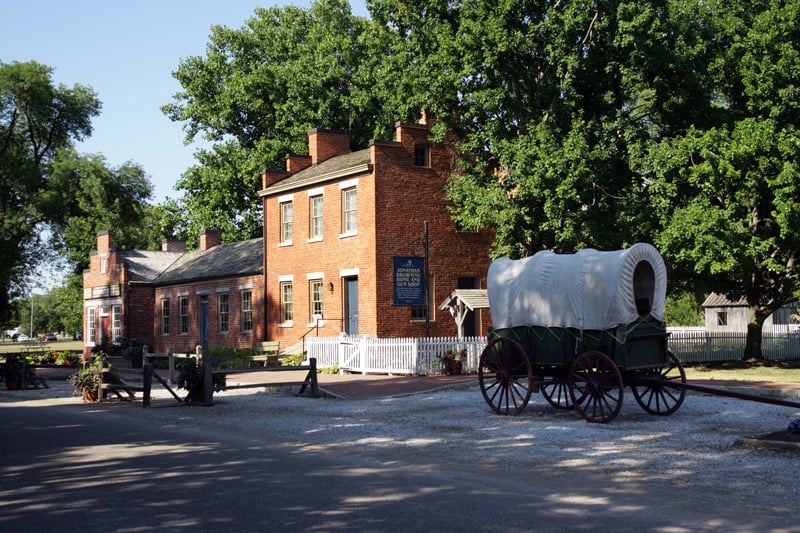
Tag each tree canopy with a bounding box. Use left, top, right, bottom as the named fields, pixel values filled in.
left=0, top=60, right=153, bottom=325
left=163, top=0, right=392, bottom=242
left=0, top=60, right=100, bottom=320
left=163, top=0, right=799, bottom=358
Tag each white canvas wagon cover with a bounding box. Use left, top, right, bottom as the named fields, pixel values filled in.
left=487, top=243, right=667, bottom=331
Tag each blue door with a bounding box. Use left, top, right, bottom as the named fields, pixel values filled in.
left=345, top=278, right=358, bottom=335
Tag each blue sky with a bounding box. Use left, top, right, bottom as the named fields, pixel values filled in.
left=1, top=1, right=369, bottom=203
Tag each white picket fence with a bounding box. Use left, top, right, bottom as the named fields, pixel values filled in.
left=667, top=326, right=800, bottom=362
left=307, top=327, right=800, bottom=375
left=307, top=335, right=487, bottom=375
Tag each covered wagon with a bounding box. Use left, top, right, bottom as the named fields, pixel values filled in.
left=479, top=243, right=686, bottom=423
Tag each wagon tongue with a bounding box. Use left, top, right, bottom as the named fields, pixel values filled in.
left=635, top=377, right=800, bottom=410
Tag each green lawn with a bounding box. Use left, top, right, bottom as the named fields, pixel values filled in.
left=684, top=360, right=800, bottom=384
left=0, top=339, right=83, bottom=354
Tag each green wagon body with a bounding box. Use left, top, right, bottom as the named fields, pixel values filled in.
left=490, top=320, right=670, bottom=371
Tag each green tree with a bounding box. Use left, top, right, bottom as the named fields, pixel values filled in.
left=163, top=0, right=391, bottom=242
left=648, top=1, right=800, bottom=359
left=0, top=60, right=100, bottom=321
left=45, top=149, right=153, bottom=271
left=371, top=0, right=711, bottom=257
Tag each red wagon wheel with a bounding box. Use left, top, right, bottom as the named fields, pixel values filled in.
left=631, top=351, right=687, bottom=416
left=568, top=351, right=624, bottom=423
left=540, top=380, right=573, bottom=410
left=479, top=337, right=534, bottom=415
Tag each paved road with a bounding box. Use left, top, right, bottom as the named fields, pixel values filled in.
left=1, top=396, right=799, bottom=532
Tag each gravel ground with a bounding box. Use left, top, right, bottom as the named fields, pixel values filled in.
left=3, top=379, right=800, bottom=519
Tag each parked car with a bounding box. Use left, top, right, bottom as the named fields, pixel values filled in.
left=15, top=334, right=29, bottom=342
left=43, top=333, right=57, bottom=342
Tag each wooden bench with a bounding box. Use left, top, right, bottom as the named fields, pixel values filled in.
left=245, top=341, right=281, bottom=367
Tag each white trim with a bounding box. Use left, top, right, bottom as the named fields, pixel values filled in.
left=339, top=178, right=359, bottom=189
left=340, top=268, right=359, bottom=277
left=338, top=231, right=358, bottom=239
left=307, top=186, right=324, bottom=197
left=215, top=287, right=229, bottom=293
left=238, top=283, right=254, bottom=290
left=277, top=193, right=294, bottom=203
left=307, top=272, right=325, bottom=280
left=278, top=274, right=294, bottom=282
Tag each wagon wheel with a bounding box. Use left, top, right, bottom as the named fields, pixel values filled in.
left=631, top=351, right=687, bottom=416
left=540, top=380, right=573, bottom=410
left=478, top=337, right=534, bottom=415
left=567, top=351, right=624, bottom=424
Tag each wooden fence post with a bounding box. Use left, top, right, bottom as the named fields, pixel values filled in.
left=200, top=345, right=213, bottom=405
left=142, top=363, right=152, bottom=408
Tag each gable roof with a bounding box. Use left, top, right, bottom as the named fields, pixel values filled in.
left=121, top=250, right=185, bottom=283
left=123, top=238, right=263, bottom=285
left=438, top=289, right=490, bottom=312
left=701, top=292, right=798, bottom=308
left=262, top=148, right=371, bottom=195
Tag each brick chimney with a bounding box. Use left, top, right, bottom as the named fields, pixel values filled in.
left=96, top=231, right=113, bottom=254
left=262, top=169, right=290, bottom=189
left=199, top=229, right=221, bottom=251
left=286, top=153, right=312, bottom=173
left=161, top=238, right=187, bottom=252
left=308, top=128, right=351, bottom=164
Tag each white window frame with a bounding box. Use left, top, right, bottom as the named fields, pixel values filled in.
left=341, top=187, right=357, bottom=236
left=280, top=201, right=293, bottom=244
left=87, top=307, right=97, bottom=344
left=280, top=282, right=293, bottom=326
left=161, top=298, right=170, bottom=335
left=309, top=195, right=324, bottom=241
left=241, top=290, right=253, bottom=332
left=218, top=292, right=229, bottom=334
left=112, top=305, right=121, bottom=343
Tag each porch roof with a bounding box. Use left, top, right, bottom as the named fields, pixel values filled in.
left=438, top=289, right=489, bottom=312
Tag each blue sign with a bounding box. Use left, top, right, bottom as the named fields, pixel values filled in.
left=393, top=257, right=425, bottom=306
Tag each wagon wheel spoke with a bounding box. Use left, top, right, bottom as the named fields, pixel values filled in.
left=568, top=351, right=624, bottom=424
left=631, top=351, right=687, bottom=416
left=479, top=337, right=533, bottom=415
left=541, top=380, right=573, bottom=410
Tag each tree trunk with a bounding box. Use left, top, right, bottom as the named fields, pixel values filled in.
left=743, top=304, right=765, bottom=360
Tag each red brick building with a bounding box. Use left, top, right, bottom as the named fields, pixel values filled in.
left=259, top=117, right=494, bottom=347
left=82, top=230, right=264, bottom=355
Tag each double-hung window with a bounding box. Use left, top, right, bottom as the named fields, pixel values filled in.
left=218, top=293, right=229, bottom=333
left=179, top=297, right=189, bottom=334
left=310, top=280, right=323, bottom=322
left=87, top=307, right=97, bottom=344
left=241, top=290, right=252, bottom=332
left=112, top=305, right=122, bottom=342
left=161, top=298, right=170, bottom=335
left=310, top=195, right=323, bottom=240
left=280, top=282, right=293, bottom=324
left=280, top=201, right=293, bottom=244
left=342, top=188, right=357, bottom=234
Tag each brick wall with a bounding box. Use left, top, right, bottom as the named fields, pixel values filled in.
left=150, top=275, right=265, bottom=354
left=262, top=120, right=494, bottom=347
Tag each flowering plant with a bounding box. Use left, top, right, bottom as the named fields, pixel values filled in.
left=787, top=418, right=800, bottom=433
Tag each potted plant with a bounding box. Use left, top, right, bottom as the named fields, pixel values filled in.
left=437, top=346, right=466, bottom=375
left=3, top=354, right=25, bottom=390
left=68, top=354, right=105, bottom=402
left=176, top=359, right=226, bottom=402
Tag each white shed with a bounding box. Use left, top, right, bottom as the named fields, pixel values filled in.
left=701, top=293, right=798, bottom=332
